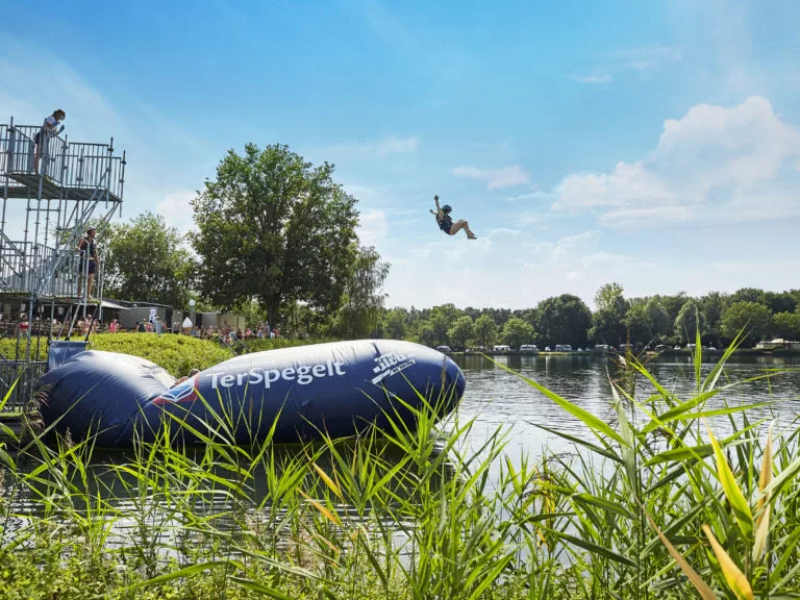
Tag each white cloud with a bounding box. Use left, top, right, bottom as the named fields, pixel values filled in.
left=374, top=136, right=418, bottom=156
left=504, top=190, right=554, bottom=202
left=569, top=45, right=682, bottom=84
left=552, top=96, right=800, bottom=227
left=357, top=209, right=389, bottom=248
left=452, top=165, right=530, bottom=189
left=569, top=73, right=613, bottom=84
left=156, top=190, right=196, bottom=236
left=327, top=136, right=419, bottom=160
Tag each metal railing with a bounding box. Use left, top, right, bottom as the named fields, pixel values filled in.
left=1, top=117, right=123, bottom=298
left=0, top=359, right=47, bottom=413
left=0, top=122, right=126, bottom=200
left=0, top=237, right=107, bottom=297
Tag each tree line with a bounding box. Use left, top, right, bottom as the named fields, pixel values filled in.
left=373, top=283, right=800, bottom=350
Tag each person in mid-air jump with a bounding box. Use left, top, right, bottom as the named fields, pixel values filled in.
left=430, top=195, right=477, bottom=239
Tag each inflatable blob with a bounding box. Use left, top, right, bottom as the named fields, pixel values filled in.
left=36, top=340, right=466, bottom=447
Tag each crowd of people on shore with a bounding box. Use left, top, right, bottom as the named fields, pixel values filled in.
left=1, top=318, right=288, bottom=344
left=126, top=320, right=283, bottom=344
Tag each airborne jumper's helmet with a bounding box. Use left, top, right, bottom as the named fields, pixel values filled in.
left=441, top=205, right=452, bottom=213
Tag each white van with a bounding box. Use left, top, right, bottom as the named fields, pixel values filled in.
left=493, top=345, right=511, bottom=352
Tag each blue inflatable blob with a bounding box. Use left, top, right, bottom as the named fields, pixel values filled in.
left=36, top=340, right=466, bottom=447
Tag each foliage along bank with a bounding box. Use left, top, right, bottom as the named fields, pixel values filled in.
left=370, top=284, right=800, bottom=350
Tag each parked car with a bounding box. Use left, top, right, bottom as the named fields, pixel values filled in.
left=544, top=346, right=551, bottom=352
left=555, top=344, right=573, bottom=352
left=519, top=344, right=539, bottom=353
left=436, top=345, right=452, bottom=353
left=493, top=344, right=511, bottom=352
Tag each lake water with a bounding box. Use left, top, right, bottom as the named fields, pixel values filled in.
left=451, top=353, right=800, bottom=462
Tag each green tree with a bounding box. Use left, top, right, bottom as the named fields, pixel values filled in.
left=700, top=292, right=728, bottom=343
left=501, top=318, right=534, bottom=349
left=720, top=301, right=773, bottom=344
left=234, top=298, right=268, bottom=330
left=104, top=212, right=195, bottom=307
left=730, top=287, right=766, bottom=306
left=674, top=300, right=707, bottom=344
left=483, top=307, right=512, bottom=328
left=191, top=143, right=359, bottom=326
left=594, top=283, right=626, bottom=314
left=660, top=292, right=689, bottom=325
left=772, top=311, right=800, bottom=340
left=415, top=320, right=436, bottom=347
left=623, top=304, right=652, bottom=345
left=589, top=308, right=626, bottom=346
left=383, top=309, right=407, bottom=339
left=533, top=294, right=592, bottom=348
left=764, top=291, right=796, bottom=315
left=644, top=299, right=671, bottom=339
left=447, top=316, right=475, bottom=350
left=428, top=304, right=460, bottom=346
left=333, top=246, right=390, bottom=339
left=474, top=314, right=499, bottom=348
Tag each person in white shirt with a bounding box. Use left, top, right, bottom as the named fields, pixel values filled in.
left=34, top=109, right=65, bottom=175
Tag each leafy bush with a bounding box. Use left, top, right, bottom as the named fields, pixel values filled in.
left=0, top=334, right=233, bottom=376
left=88, top=333, right=233, bottom=377
left=243, top=337, right=335, bottom=353
left=0, top=334, right=327, bottom=377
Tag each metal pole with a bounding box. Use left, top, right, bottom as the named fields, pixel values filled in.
left=1, top=117, right=12, bottom=247
left=22, top=192, right=30, bottom=293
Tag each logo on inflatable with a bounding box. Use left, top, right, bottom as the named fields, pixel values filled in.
left=151, top=375, right=200, bottom=406
left=371, top=351, right=416, bottom=385
left=208, top=360, right=348, bottom=390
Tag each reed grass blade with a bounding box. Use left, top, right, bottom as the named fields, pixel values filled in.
left=311, top=461, right=343, bottom=501
left=706, top=425, right=753, bottom=538
left=753, top=423, right=774, bottom=563
left=702, top=524, right=754, bottom=600
left=638, top=502, right=718, bottom=600
left=228, top=576, right=296, bottom=599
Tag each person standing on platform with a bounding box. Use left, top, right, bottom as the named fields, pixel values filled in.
left=76, top=227, right=99, bottom=299
left=34, top=109, right=65, bottom=175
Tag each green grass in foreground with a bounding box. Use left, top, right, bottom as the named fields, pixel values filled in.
left=1, top=332, right=800, bottom=599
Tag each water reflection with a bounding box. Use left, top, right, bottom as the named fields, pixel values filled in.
left=452, top=353, right=800, bottom=462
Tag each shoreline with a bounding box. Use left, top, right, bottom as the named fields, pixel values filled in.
left=450, top=348, right=800, bottom=358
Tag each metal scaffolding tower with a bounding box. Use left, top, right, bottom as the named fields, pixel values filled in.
left=0, top=117, right=125, bottom=409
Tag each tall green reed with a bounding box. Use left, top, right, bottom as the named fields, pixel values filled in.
left=2, top=341, right=800, bottom=599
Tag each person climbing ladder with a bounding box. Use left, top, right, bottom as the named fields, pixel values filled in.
left=430, top=195, right=477, bottom=239
left=76, top=227, right=99, bottom=299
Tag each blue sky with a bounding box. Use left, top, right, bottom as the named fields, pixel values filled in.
left=2, top=0, right=799, bottom=309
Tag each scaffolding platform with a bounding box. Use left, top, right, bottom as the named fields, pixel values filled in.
left=0, top=116, right=126, bottom=410
left=3, top=173, right=123, bottom=203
